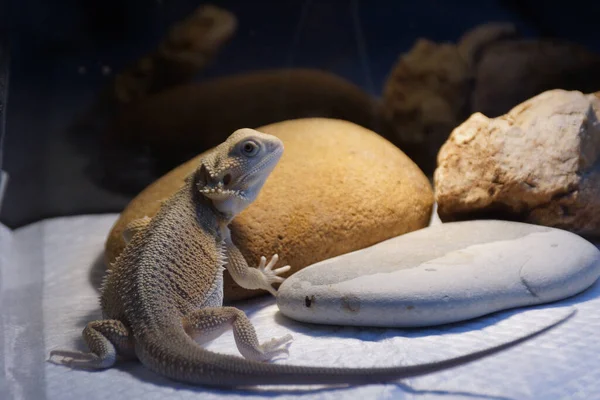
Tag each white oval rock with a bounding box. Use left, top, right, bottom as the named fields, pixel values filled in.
left=276, top=220, right=600, bottom=327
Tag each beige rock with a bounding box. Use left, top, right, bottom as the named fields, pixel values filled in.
left=435, top=89, right=600, bottom=236
left=106, top=118, right=434, bottom=301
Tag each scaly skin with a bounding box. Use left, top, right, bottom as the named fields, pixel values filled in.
left=48, top=128, right=575, bottom=387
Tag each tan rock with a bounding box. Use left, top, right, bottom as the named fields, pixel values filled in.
left=435, top=89, right=600, bottom=236
left=106, top=118, right=434, bottom=301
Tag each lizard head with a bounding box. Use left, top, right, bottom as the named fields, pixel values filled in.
left=194, top=128, right=284, bottom=218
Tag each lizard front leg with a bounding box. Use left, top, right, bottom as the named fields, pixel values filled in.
left=183, top=307, right=292, bottom=362
left=223, top=237, right=290, bottom=296
left=48, top=320, right=135, bottom=369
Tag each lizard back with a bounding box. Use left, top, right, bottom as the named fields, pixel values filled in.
left=101, top=179, right=225, bottom=330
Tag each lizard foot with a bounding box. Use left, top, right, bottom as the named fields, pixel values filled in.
left=48, top=350, right=113, bottom=369
left=257, top=333, right=294, bottom=362
left=256, top=254, right=291, bottom=295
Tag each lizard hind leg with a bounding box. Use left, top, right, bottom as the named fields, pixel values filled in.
left=182, top=307, right=293, bottom=362
left=48, top=319, right=134, bottom=369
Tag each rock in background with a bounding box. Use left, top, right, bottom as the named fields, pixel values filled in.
left=434, top=89, right=600, bottom=237
left=382, top=23, right=600, bottom=175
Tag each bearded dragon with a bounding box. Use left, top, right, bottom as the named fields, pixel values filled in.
left=48, top=128, right=575, bottom=387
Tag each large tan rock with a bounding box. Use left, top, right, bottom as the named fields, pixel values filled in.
left=106, top=118, right=434, bottom=301
left=435, top=89, right=600, bottom=236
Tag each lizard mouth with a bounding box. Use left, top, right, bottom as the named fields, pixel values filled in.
left=196, top=164, right=246, bottom=201
left=198, top=183, right=247, bottom=201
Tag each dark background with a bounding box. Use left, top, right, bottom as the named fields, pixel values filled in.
left=2, top=0, right=600, bottom=228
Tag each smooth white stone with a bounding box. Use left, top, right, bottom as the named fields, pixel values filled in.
left=276, top=220, right=600, bottom=327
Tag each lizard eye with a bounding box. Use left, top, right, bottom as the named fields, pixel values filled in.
left=241, top=140, right=259, bottom=157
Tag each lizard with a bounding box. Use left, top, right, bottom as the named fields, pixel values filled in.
left=48, top=128, right=575, bottom=387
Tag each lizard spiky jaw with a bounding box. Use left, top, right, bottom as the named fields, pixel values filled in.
left=197, top=181, right=247, bottom=201
left=196, top=164, right=246, bottom=200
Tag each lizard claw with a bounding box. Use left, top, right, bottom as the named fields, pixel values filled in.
left=258, top=334, right=294, bottom=362
left=256, top=254, right=291, bottom=295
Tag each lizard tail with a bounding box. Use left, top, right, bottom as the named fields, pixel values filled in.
left=135, top=309, right=574, bottom=387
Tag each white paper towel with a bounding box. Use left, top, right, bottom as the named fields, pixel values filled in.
left=1, top=214, right=599, bottom=400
